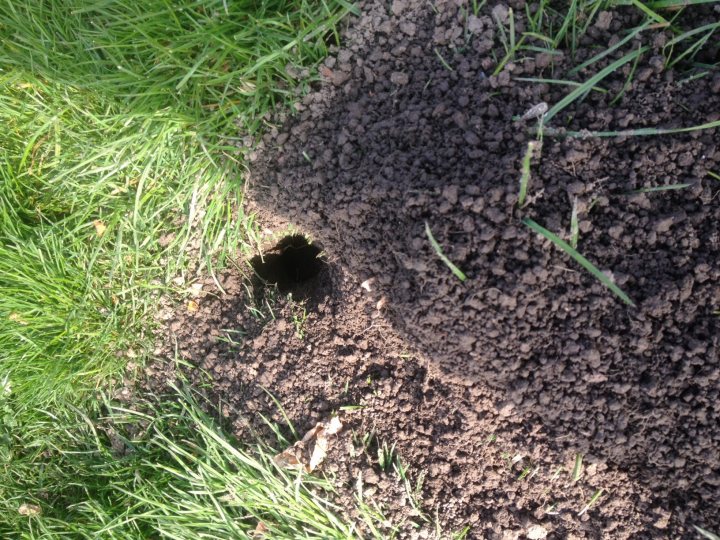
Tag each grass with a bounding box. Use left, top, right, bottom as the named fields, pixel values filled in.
left=695, top=526, right=720, bottom=540
left=512, top=2, right=716, bottom=314
left=578, top=488, right=605, bottom=517
left=543, top=46, right=647, bottom=125
left=0, top=0, right=354, bottom=536
left=514, top=77, right=609, bottom=94
left=434, top=47, right=455, bottom=71
left=523, top=218, right=636, bottom=307
left=544, top=118, right=720, bottom=138
left=630, top=183, right=692, bottom=193
left=512, top=2, right=718, bottom=130
left=0, top=0, right=354, bottom=136
left=664, top=19, right=720, bottom=68
left=425, top=221, right=468, bottom=282
left=0, top=0, right=352, bottom=410
left=377, top=440, right=398, bottom=472
left=0, top=384, right=386, bottom=538
left=570, top=453, right=584, bottom=483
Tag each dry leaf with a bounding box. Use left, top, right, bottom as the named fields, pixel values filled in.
left=93, top=219, right=107, bottom=237
left=376, top=296, right=387, bottom=310
left=273, top=444, right=306, bottom=470
left=273, top=417, right=343, bottom=473
left=324, top=416, right=342, bottom=435
left=187, top=300, right=199, bottom=312
left=18, top=503, right=41, bottom=516
left=251, top=521, right=269, bottom=538
left=9, top=313, right=28, bottom=325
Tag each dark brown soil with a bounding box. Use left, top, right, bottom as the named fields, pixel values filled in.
left=156, top=1, right=720, bottom=538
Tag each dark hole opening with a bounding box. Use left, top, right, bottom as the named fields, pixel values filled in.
left=250, top=234, right=324, bottom=294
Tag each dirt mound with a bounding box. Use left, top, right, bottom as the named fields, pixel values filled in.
left=160, top=1, right=719, bottom=537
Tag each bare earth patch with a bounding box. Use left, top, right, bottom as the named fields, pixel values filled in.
left=153, top=1, right=719, bottom=538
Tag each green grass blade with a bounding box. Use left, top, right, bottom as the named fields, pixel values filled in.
left=610, top=42, right=643, bottom=105
left=545, top=118, right=720, bottom=138
left=630, top=183, right=692, bottom=193
left=627, top=0, right=668, bottom=25
left=434, top=48, right=454, bottom=71
left=571, top=453, right=583, bottom=483
left=664, top=21, right=720, bottom=68
left=425, top=221, right=467, bottom=282
left=578, top=488, right=605, bottom=516
left=545, top=46, right=647, bottom=124
left=567, top=22, right=650, bottom=76
left=522, top=218, right=635, bottom=307
left=647, top=0, right=719, bottom=8
left=514, top=77, right=608, bottom=93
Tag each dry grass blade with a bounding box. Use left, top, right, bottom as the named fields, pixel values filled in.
left=695, top=526, right=720, bottom=540
left=425, top=221, right=467, bottom=282
left=523, top=218, right=635, bottom=307
left=570, top=198, right=579, bottom=248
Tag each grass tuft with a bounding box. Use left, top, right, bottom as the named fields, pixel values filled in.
left=0, top=0, right=353, bottom=137
left=0, top=385, right=382, bottom=538
left=0, top=1, right=356, bottom=534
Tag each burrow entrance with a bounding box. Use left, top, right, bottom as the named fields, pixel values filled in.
left=250, top=234, right=327, bottom=300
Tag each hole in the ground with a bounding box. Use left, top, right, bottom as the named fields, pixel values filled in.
left=250, top=234, right=325, bottom=294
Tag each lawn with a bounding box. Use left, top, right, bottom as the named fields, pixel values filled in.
left=0, top=0, right=376, bottom=537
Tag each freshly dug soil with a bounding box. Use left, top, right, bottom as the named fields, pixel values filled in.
left=157, top=1, right=720, bottom=538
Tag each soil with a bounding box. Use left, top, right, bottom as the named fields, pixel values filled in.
left=154, top=1, right=720, bottom=538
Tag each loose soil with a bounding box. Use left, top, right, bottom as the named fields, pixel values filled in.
left=155, top=1, right=720, bottom=538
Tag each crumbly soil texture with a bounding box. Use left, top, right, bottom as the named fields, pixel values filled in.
left=156, top=1, right=720, bottom=538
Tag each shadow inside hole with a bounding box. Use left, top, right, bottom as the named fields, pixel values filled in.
left=250, top=234, right=327, bottom=302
